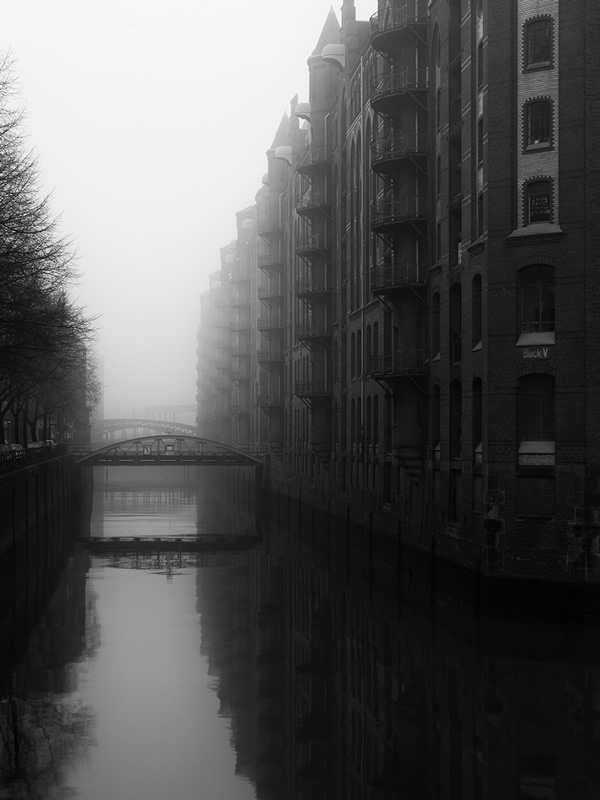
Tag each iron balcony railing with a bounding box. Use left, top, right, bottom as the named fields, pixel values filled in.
left=371, top=67, right=429, bottom=102
left=371, top=350, right=428, bottom=377
left=370, top=0, right=428, bottom=35
left=370, top=259, right=426, bottom=291
left=258, top=254, right=283, bottom=272
left=371, top=196, right=429, bottom=227
left=257, top=218, right=281, bottom=238
left=371, top=132, right=429, bottom=165
left=228, top=266, right=250, bottom=283
left=295, top=146, right=330, bottom=171
left=231, top=293, right=251, bottom=308
left=295, top=380, right=331, bottom=397
left=257, top=316, right=284, bottom=331
left=258, top=285, right=283, bottom=300
left=257, top=350, right=284, bottom=364
left=296, top=321, right=332, bottom=339
left=294, top=277, right=331, bottom=295
left=295, top=188, right=331, bottom=212
left=231, top=367, right=250, bottom=381
left=257, top=394, right=283, bottom=408
left=214, top=377, right=231, bottom=391
left=296, top=234, right=330, bottom=254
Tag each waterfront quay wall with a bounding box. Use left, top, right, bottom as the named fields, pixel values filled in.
left=212, top=461, right=598, bottom=618
left=0, top=456, right=86, bottom=673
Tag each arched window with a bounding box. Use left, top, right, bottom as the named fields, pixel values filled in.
left=450, top=283, right=462, bottom=363
left=519, top=374, right=555, bottom=442
left=373, top=322, right=380, bottom=370
left=351, top=333, right=356, bottom=378
left=524, top=179, right=552, bottom=225
left=357, top=330, right=362, bottom=376
left=472, top=275, right=482, bottom=347
left=432, top=384, right=441, bottom=460
left=432, top=292, right=441, bottom=356
left=524, top=17, right=553, bottom=69
left=472, top=378, right=482, bottom=457
left=373, top=396, right=379, bottom=447
left=366, top=325, right=372, bottom=373
left=450, top=380, right=462, bottom=460
left=366, top=396, right=372, bottom=445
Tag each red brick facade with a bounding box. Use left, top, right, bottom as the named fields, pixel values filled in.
left=196, top=0, right=600, bottom=586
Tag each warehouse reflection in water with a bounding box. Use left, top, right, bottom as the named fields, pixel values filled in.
left=1, top=471, right=599, bottom=798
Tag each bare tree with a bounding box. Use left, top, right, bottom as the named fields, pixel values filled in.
left=0, top=54, right=99, bottom=444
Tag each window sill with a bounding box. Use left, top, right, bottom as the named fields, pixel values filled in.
left=516, top=332, right=555, bottom=347
left=524, top=142, right=553, bottom=153
left=523, top=62, right=553, bottom=73
left=518, top=440, right=555, bottom=466
left=507, top=223, right=562, bottom=245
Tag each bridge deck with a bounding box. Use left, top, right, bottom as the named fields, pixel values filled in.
left=82, top=535, right=261, bottom=553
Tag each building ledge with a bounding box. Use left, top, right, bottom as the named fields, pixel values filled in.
left=516, top=332, right=555, bottom=347
left=507, top=223, right=563, bottom=245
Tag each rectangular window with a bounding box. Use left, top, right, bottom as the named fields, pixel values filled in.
left=519, top=374, right=555, bottom=441
left=526, top=101, right=551, bottom=147
left=519, top=265, right=555, bottom=334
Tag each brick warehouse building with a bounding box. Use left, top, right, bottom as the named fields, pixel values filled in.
left=196, top=0, right=600, bottom=590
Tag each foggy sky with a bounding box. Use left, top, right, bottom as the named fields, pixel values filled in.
left=2, top=0, right=374, bottom=419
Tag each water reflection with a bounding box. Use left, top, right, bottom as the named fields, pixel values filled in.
left=3, top=474, right=600, bottom=798
left=0, top=550, right=96, bottom=799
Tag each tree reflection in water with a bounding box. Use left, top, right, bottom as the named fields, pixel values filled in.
left=0, top=550, right=97, bottom=800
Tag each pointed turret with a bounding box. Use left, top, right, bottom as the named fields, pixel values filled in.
left=311, top=7, right=340, bottom=56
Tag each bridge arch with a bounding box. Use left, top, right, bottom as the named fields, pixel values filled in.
left=92, top=418, right=200, bottom=439
left=78, top=435, right=263, bottom=467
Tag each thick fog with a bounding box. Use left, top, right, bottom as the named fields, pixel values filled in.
left=2, top=0, right=374, bottom=419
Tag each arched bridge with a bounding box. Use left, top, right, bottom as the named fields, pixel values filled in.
left=77, top=435, right=263, bottom=467
left=92, top=418, right=200, bottom=438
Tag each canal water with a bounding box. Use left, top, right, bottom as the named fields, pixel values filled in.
left=2, top=467, right=600, bottom=798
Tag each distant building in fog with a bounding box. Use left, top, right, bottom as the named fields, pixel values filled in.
left=196, top=0, right=600, bottom=587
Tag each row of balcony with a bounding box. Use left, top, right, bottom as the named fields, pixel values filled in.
left=226, top=258, right=427, bottom=307
left=208, top=352, right=428, bottom=402
left=293, top=127, right=429, bottom=181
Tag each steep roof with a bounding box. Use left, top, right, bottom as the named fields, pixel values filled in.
left=269, top=112, right=290, bottom=150
left=312, top=7, right=340, bottom=55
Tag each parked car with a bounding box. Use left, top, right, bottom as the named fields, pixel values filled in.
left=0, top=443, right=13, bottom=473
left=10, top=443, right=25, bottom=460
left=45, top=439, right=56, bottom=448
